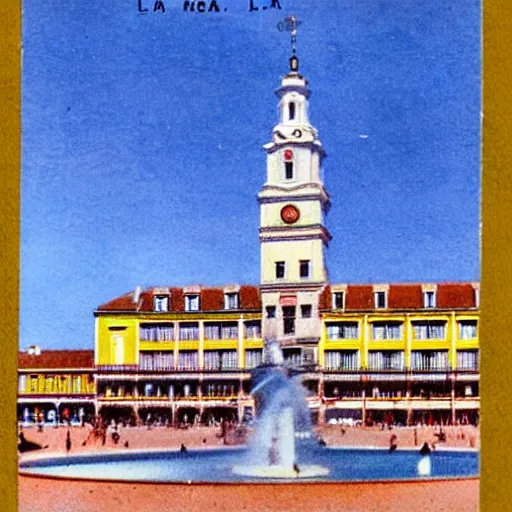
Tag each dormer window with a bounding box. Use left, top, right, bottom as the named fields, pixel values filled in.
left=332, top=292, right=345, bottom=309
left=185, top=294, right=200, bottom=312
left=224, top=292, right=239, bottom=310
left=284, top=149, right=294, bottom=180
left=154, top=296, right=169, bottom=312
left=288, top=102, right=296, bottom=121
left=474, top=286, right=480, bottom=308
left=423, top=291, right=436, bottom=308
left=374, top=291, right=387, bottom=309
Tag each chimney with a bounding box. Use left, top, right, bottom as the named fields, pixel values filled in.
left=133, top=285, right=143, bottom=304
left=27, top=345, right=41, bottom=356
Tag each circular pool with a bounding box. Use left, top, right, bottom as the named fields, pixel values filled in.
left=19, top=446, right=479, bottom=483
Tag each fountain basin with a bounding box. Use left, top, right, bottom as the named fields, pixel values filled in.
left=19, top=446, right=478, bottom=483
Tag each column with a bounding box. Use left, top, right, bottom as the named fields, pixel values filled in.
left=405, top=314, right=412, bottom=370
left=450, top=312, right=457, bottom=369
left=362, top=315, right=369, bottom=368
left=238, top=316, right=244, bottom=369
left=199, top=320, right=205, bottom=369
left=174, top=321, right=180, bottom=369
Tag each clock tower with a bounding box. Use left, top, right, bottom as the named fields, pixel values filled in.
left=259, top=16, right=331, bottom=365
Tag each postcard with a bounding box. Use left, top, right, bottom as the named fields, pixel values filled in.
left=14, top=0, right=482, bottom=510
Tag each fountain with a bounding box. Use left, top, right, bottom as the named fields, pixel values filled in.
left=232, top=340, right=329, bottom=478
left=19, top=340, right=478, bottom=483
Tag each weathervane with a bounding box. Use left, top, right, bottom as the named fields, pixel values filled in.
left=277, top=14, right=302, bottom=72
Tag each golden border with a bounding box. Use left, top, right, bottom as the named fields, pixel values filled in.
left=481, top=0, right=512, bottom=509
left=3, top=1, right=503, bottom=510
left=0, top=1, right=20, bottom=511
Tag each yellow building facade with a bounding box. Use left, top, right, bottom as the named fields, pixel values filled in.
left=17, top=35, right=479, bottom=429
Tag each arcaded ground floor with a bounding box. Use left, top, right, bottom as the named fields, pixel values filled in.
left=18, top=425, right=479, bottom=512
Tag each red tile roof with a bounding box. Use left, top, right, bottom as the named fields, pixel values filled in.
left=97, top=286, right=261, bottom=313
left=97, top=283, right=477, bottom=314
left=437, top=283, right=476, bottom=309
left=18, top=350, right=94, bottom=369
left=318, top=285, right=332, bottom=310
left=388, top=285, right=423, bottom=309
left=345, top=285, right=374, bottom=310
left=240, top=285, right=261, bottom=310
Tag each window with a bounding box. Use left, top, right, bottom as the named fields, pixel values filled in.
left=204, top=322, right=238, bottom=340
left=73, top=376, right=81, bottom=393
left=140, top=323, right=174, bottom=341
left=284, top=149, right=294, bottom=180
left=301, top=304, right=312, bottom=318
left=332, top=292, right=344, bottom=309
left=283, top=306, right=296, bottom=335
left=374, top=291, right=387, bottom=308
left=224, top=292, right=239, bottom=310
left=144, top=383, right=154, bottom=397
left=245, top=321, right=261, bottom=339
left=285, top=162, right=294, bottom=179
left=368, top=351, right=405, bottom=371
left=140, top=351, right=174, bottom=371
left=457, top=349, right=479, bottom=370
left=266, top=306, right=276, bottom=318
left=459, top=320, right=477, bottom=339
left=153, top=296, right=169, bottom=312
left=324, top=350, right=360, bottom=370
left=18, top=375, right=27, bottom=393
left=423, top=291, right=436, bottom=308
left=288, top=102, right=296, bottom=120
left=412, top=321, right=446, bottom=340
left=283, top=348, right=301, bottom=367
left=204, top=350, right=237, bottom=370
left=299, top=260, right=311, bottom=279
left=326, top=322, right=359, bottom=340
left=179, top=322, right=199, bottom=341
left=177, top=351, right=198, bottom=370
left=411, top=350, right=449, bottom=371
left=275, top=261, right=286, bottom=279
left=371, top=322, right=403, bottom=340
left=474, top=287, right=480, bottom=308
left=185, top=294, right=200, bottom=311
left=245, top=349, right=263, bottom=369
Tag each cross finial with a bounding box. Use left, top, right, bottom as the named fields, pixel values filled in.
left=279, top=15, right=301, bottom=72
left=285, top=14, right=300, bottom=56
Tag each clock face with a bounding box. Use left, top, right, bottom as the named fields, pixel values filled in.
left=281, top=204, right=300, bottom=224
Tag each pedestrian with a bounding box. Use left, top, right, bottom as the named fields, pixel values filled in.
left=180, top=443, right=188, bottom=454
left=66, top=430, right=71, bottom=453
left=419, top=441, right=432, bottom=456
left=389, top=434, right=397, bottom=453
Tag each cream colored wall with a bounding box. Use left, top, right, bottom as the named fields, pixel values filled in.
left=261, top=238, right=327, bottom=283
left=261, top=290, right=323, bottom=342
left=265, top=146, right=321, bottom=185
left=279, top=90, right=309, bottom=125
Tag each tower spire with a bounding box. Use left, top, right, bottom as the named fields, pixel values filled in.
left=283, top=14, right=301, bottom=72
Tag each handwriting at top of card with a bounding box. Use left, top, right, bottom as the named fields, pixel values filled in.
left=138, top=0, right=283, bottom=14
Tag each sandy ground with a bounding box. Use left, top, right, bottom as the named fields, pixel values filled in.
left=18, top=424, right=479, bottom=512
left=18, top=423, right=480, bottom=455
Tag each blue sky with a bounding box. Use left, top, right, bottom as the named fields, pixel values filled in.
left=20, top=0, right=481, bottom=350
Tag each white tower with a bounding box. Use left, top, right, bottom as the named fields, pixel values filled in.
left=259, top=16, right=331, bottom=365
